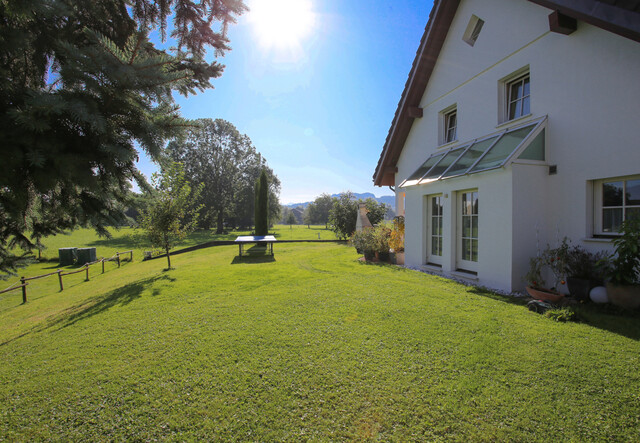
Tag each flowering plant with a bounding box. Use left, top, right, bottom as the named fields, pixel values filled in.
left=524, top=238, right=570, bottom=290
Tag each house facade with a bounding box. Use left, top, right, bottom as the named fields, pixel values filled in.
left=374, top=0, right=640, bottom=292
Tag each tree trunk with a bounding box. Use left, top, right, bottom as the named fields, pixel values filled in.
left=216, top=211, right=224, bottom=234
left=166, top=247, right=171, bottom=269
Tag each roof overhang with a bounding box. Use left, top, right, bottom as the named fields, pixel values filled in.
left=529, top=0, right=640, bottom=43
left=373, top=0, right=461, bottom=187
left=373, top=0, right=640, bottom=188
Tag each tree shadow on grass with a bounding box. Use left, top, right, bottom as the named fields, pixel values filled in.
left=47, top=274, right=176, bottom=331
left=0, top=274, right=175, bottom=347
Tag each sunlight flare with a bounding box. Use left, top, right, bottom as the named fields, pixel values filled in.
left=248, top=0, right=315, bottom=50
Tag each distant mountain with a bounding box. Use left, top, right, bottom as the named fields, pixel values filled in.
left=285, top=192, right=396, bottom=212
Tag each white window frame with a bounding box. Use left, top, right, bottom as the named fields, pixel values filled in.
left=426, top=194, right=444, bottom=266
left=439, top=104, right=458, bottom=146
left=593, top=174, right=640, bottom=236
left=456, top=189, right=479, bottom=273
left=498, top=67, right=530, bottom=125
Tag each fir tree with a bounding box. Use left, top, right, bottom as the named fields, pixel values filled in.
left=0, top=0, right=246, bottom=278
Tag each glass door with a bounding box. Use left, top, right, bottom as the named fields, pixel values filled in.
left=457, top=191, right=478, bottom=272
left=427, top=195, right=443, bottom=265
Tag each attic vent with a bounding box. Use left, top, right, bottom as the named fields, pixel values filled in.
left=462, top=15, right=484, bottom=47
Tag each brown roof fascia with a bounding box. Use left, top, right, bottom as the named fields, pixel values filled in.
left=528, top=0, right=640, bottom=42
left=373, top=0, right=461, bottom=187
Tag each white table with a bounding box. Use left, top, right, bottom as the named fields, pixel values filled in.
left=234, top=235, right=277, bottom=257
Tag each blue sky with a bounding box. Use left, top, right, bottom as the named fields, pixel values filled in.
left=139, top=0, right=433, bottom=204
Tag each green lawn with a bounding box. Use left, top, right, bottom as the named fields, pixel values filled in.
left=1, top=233, right=639, bottom=440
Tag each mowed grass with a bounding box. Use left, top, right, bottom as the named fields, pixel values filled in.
left=1, top=236, right=640, bottom=440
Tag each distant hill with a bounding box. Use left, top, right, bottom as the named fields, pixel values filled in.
left=285, top=192, right=396, bottom=212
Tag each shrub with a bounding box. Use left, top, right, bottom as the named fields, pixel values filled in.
left=350, top=228, right=376, bottom=254
left=565, top=245, right=609, bottom=281
left=389, top=216, right=405, bottom=252
left=608, top=218, right=640, bottom=285
left=373, top=225, right=391, bottom=254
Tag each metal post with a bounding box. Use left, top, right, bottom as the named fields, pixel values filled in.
left=20, top=277, right=26, bottom=303
left=58, top=270, right=63, bottom=291
left=85, top=266, right=89, bottom=281
left=102, top=259, right=105, bottom=274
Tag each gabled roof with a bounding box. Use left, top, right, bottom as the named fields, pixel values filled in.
left=373, top=0, right=640, bottom=187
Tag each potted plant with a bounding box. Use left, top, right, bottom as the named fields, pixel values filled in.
left=524, top=238, right=570, bottom=303
left=389, top=216, right=405, bottom=265
left=373, top=225, right=391, bottom=262
left=605, top=219, right=640, bottom=309
left=565, top=246, right=608, bottom=301
left=351, top=228, right=376, bottom=261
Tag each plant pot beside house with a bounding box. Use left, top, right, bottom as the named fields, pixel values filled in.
left=524, top=239, right=570, bottom=303
left=373, top=225, right=391, bottom=262
left=604, top=219, right=640, bottom=310
left=564, top=246, right=608, bottom=301
left=351, top=228, right=377, bottom=262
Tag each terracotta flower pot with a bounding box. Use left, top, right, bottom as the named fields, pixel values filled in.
left=606, top=282, right=640, bottom=309
left=526, top=286, right=564, bottom=303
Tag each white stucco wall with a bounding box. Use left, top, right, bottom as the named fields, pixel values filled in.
left=395, top=0, right=640, bottom=291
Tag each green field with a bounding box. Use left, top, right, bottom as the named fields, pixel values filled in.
left=1, top=228, right=639, bottom=440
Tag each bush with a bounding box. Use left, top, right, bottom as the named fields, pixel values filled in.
left=389, top=216, right=404, bottom=252
left=350, top=228, right=376, bottom=254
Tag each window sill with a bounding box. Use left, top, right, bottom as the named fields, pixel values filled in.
left=583, top=237, right=614, bottom=244
left=496, top=113, right=533, bottom=130
left=437, top=139, right=459, bottom=150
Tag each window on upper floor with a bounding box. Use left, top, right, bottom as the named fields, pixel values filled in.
left=439, top=105, right=457, bottom=146
left=594, top=175, right=640, bottom=235
left=498, top=68, right=531, bottom=124
left=445, top=109, right=457, bottom=143
left=507, top=74, right=530, bottom=121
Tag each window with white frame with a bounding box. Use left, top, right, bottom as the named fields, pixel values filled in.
left=595, top=176, right=640, bottom=235
left=445, top=109, right=457, bottom=144
left=507, top=74, right=530, bottom=121
left=439, top=105, right=457, bottom=145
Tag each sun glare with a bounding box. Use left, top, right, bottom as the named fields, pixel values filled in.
left=248, top=0, right=315, bottom=50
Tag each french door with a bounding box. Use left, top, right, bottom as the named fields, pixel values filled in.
left=457, top=190, right=478, bottom=272
left=427, top=195, right=443, bottom=265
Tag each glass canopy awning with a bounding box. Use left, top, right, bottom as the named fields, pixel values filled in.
left=400, top=117, right=546, bottom=187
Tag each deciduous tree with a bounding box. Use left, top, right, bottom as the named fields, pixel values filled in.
left=141, top=162, right=202, bottom=269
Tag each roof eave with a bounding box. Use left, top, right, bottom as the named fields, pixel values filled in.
left=373, top=0, right=461, bottom=187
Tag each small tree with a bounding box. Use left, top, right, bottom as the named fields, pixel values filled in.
left=329, top=192, right=358, bottom=240
left=286, top=212, right=297, bottom=228
left=254, top=169, right=269, bottom=235
left=141, top=163, right=203, bottom=269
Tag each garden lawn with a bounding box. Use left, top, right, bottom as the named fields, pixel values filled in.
left=1, top=241, right=639, bottom=440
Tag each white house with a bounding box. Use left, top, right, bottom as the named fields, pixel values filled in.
left=373, top=0, right=640, bottom=292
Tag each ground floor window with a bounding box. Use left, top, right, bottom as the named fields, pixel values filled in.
left=595, top=175, right=640, bottom=235
left=457, top=190, right=478, bottom=272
